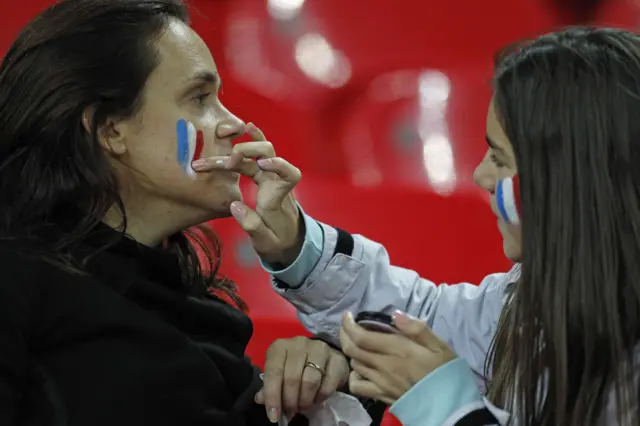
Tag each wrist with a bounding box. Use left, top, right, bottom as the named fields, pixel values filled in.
left=278, top=214, right=306, bottom=267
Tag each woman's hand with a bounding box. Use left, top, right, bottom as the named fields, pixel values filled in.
left=340, top=311, right=456, bottom=405
left=191, top=123, right=303, bottom=266
left=256, top=336, right=349, bottom=422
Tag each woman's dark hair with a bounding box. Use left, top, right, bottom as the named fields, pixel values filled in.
left=487, top=27, right=640, bottom=425
left=0, top=0, right=246, bottom=310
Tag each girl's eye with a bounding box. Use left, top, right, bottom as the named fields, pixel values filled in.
left=490, top=153, right=505, bottom=168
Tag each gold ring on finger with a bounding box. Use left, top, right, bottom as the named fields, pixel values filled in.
left=304, top=361, right=326, bottom=377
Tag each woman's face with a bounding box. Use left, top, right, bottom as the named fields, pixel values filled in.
left=473, top=101, right=522, bottom=262
left=101, top=19, right=245, bottom=241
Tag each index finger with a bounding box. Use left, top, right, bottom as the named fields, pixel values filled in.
left=262, top=343, right=287, bottom=420
left=393, top=311, right=442, bottom=350
left=247, top=122, right=266, bottom=141
left=341, top=312, right=400, bottom=354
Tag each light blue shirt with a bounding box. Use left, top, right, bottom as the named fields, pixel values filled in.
left=261, top=217, right=485, bottom=425
left=260, top=212, right=324, bottom=287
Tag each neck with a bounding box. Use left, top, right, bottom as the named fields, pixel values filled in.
left=103, top=198, right=207, bottom=247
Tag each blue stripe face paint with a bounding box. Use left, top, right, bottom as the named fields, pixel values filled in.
left=176, top=119, right=190, bottom=174
left=496, top=179, right=509, bottom=224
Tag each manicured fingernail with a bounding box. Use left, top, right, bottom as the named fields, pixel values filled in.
left=267, top=407, right=279, bottom=423
left=257, top=158, right=272, bottom=168
left=230, top=202, right=245, bottom=218
left=191, top=159, right=206, bottom=169
left=216, top=123, right=235, bottom=138
left=343, top=311, right=354, bottom=323
left=394, top=310, right=418, bottom=320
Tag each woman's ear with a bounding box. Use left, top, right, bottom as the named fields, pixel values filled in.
left=82, top=107, right=127, bottom=156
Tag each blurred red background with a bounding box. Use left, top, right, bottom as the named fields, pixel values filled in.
left=2, top=1, right=638, bottom=423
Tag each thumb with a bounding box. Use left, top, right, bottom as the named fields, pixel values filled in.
left=393, top=310, right=442, bottom=350
left=230, top=201, right=278, bottom=254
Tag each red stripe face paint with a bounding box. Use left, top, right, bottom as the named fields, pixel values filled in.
left=193, top=129, right=204, bottom=162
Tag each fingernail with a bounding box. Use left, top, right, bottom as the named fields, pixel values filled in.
left=247, top=122, right=258, bottom=133
left=230, top=202, right=245, bottom=218
left=191, top=159, right=206, bottom=169
left=267, top=407, right=279, bottom=423
left=216, top=123, right=235, bottom=138
left=257, top=158, right=272, bottom=168
left=343, top=311, right=354, bottom=323
left=394, top=310, right=418, bottom=320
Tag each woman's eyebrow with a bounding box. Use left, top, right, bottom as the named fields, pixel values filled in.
left=185, top=70, right=219, bottom=85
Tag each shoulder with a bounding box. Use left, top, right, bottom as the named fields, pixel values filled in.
left=0, top=240, right=62, bottom=297
left=0, top=239, right=54, bottom=272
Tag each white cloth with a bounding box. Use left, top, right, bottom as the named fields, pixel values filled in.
left=279, top=392, right=372, bottom=426
left=259, top=374, right=371, bottom=425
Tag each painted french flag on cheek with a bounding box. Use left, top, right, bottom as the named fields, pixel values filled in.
left=176, top=119, right=204, bottom=177
left=496, top=175, right=521, bottom=226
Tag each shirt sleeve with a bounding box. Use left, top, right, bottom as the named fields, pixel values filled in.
left=390, top=358, right=510, bottom=426
left=259, top=212, right=324, bottom=287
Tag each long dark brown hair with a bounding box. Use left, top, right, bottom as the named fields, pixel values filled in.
left=486, top=27, right=640, bottom=425
left=0, top=0, right=246, bottom=310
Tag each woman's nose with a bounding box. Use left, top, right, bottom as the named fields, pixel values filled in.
left=216, top=118, right=245, bottom=140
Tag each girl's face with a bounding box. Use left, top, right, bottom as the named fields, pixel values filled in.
left=473, top=101, right=522, bottom=262
left=97, top=19, right=246, bottom=244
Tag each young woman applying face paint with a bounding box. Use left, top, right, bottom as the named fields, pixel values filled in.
left=210, top=28, right=640, bottom=425
left=0, top=1, right=364, bottom=425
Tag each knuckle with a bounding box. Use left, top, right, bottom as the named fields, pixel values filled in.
left=265, top=141, right=275, bottom=154
left=266, top=339, right=284, bottom=355
left=283, top=375, right=300, bottom=388
left=264, top=365, right=285, bottom=378
left=290, top=167, right=302, bottom=183
left=291, top=336, right=308, bottom=349
left=310, top=338, right=327, bottom=351
left=270, top=338, right=286, bottom=349
left=301, top=374, right=320, bottom=389
left=243, top=216, right=262, bottom=233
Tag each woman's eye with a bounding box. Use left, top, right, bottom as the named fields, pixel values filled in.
left=193, top=92, right=211, bottom=105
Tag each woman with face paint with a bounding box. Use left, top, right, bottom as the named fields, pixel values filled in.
left=204, top=28, right=640, bottom=425
left=0, top=1, right=369, bottom=425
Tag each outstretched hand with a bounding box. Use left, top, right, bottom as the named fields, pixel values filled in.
left=192, top=123, right=303, bottom=266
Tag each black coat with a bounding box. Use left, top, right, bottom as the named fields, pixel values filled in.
left=0, top=221, right=289, bottom=426
left=0, top=221, right=386, bottom=426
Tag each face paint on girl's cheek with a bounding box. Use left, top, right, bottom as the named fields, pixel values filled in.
left=176, top=119, right=205, bottom=177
